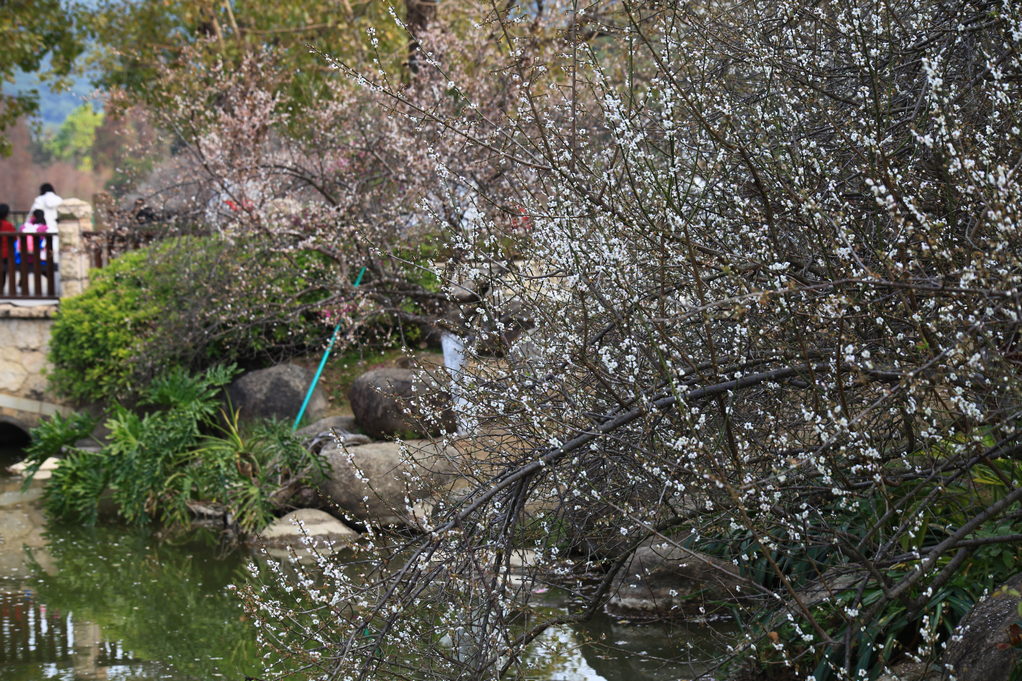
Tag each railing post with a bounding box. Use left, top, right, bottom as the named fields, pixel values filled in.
left=32, top=234, right=43, bottom=297
left=44, top=234, right=56, bottom=297
left=17, top=234, right=29, bottom=297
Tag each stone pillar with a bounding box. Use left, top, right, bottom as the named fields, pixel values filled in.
left=57, top=198, right=94, bottom=299
left=72, top=619, right=107, bottom=680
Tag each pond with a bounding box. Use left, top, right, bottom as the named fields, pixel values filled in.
left=0, top=447, right=721, bottom=681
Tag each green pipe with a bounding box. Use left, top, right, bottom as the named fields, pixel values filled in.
left=293, top=266, right=367, bottom=430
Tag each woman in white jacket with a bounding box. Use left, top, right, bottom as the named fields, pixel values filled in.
left=30, top=183, right=62, bottom=230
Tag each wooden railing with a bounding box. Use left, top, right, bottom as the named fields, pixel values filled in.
left=81, top=225, right=165, bottom=270
left=0, top=233, right=59, bottom=299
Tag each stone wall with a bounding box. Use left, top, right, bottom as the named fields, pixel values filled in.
left=0, top=312, right=62, bottom=430
left=0, top=313, right=53, bottom=399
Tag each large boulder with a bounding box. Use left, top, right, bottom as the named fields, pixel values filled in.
left=605, top=538, right=745, bottom=619
left=348, top=368, right=456, bottom=439
left=253, top=509, right=359, bottom=549
left=317, top=439, right=457, bottom=528
left=942, top=573, right=1022, bottom=681
left=225, top=364, right=327, bottom=424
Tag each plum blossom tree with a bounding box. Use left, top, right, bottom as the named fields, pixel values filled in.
left=106, top=0, right=577, bottom=358
left=141, top=0, right=1022, bottom=679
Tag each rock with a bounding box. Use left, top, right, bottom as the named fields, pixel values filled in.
left=186, top=499, right=227, bottom=520
left=508, top=549, right=539, bottom=574
left=317, top=431, right=372, bottom=449
left=348, top=368, right=456, bottom=439
left=605, top=538, right=745, bottom=620
left=225, top=364, right=327, bottom=424
left=295, top=415, right=357, bottom=440
left=253, top=509, right=358, bottom=549
left=295, top=415, right=371, bottom=452
left=317, top=439, right=457, bottom=528
left=6, top=456, right=61, bottom=480
left=942, top=573, right=1022, bottom=681
left=288, top=485, right=323, bottom=509
left=795, top=567, right=869, bottom=609
left=875, top=662, right=942, bottom=681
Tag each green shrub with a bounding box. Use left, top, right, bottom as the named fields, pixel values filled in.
left=48, top=235, right=337, bottom=405
left=48, top=248, right=161, bottom=403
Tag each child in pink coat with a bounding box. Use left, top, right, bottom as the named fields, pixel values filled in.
left=18, top=209, right=51, bottom=291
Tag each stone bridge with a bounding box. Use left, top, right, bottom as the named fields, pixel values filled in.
left=0, top=199, right=95, bottom=444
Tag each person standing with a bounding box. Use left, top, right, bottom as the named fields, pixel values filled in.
left=19, top=209, right=49, bottom=293
left=30, top=183, right=63, bottom=230
left=0, top=204, right=15, bottom=295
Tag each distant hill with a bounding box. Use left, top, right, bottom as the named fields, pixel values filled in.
left=6, top=63, right=99, bottom=129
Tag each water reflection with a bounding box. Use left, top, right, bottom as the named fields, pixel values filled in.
left=0, top=463, right=719, bottom=681
left=0, top=589, right=163, bottom=681
left=513, top=592, right=729, bottom=681
left=4, top=526, right=260, bottom=680
left=576, top=614, right=731, bottom=680
left=0, top=463, right=259, bottom=681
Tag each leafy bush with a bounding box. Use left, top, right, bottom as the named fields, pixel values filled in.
left=48, top=235, right=337, bottom=405
left=25, top=365, right=325, bottom=533
left=48, top=248, right=160, bottom=403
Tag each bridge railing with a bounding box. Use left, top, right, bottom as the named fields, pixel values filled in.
left=0, top=233, right=59, bottom=300
left=81, top=225, right=164, bottom=270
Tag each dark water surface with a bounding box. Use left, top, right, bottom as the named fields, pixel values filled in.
left=0, top=448, right=717, bottom=681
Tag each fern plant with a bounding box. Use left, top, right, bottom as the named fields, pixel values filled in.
left=26, top=364, right=325, bottom=534
left=21, top=411, right=98, bottom=469
left=187, top=408, right=326, bottom=532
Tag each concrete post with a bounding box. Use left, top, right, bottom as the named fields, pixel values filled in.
left=56, top=198, right=93, bottom=299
